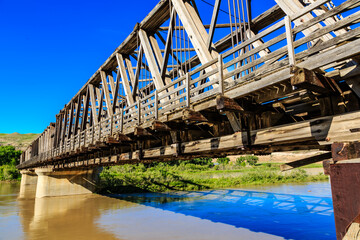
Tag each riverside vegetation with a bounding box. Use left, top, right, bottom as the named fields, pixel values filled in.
left=0, top=145, right=21, bottom=181
left=99, top=156, right=328, bottom=193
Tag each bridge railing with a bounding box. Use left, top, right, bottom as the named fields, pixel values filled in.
left=20, top=0, right=360, bottom=168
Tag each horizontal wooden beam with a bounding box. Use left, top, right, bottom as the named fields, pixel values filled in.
left=280, top=152, right=332, bottom=171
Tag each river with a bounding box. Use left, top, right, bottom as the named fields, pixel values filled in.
left=0, top=181, right=335, bottom=240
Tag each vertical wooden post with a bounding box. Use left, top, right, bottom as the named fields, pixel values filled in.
left=84, top=128, right=87, bottom=146
left=218, top=54, right=224, bottom=95
left=110, top=116, right=113, bottom=136
left=138, top=100, right=141, bottom=125
left=285, top=15, right=295, bottom=66
left=155, top=90, right=159, bottom=120
left=92, top=125, right=94, bottom=144
left=120, top=107, right=124, bottom=133
left=98, top=121, right=101, bottom=141
left=78, top=131, right=81, bottom=148
left=186, top=73, right=191, bottom=108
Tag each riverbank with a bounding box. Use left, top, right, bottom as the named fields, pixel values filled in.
left=99, top=158, right=328, bottom=193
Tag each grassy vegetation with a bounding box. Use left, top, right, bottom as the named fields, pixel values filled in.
left=0, top=133, right=38, bottom=151
left=0, top=146, right=22, bottom=181
left=99, top=157, right=328, bottom=194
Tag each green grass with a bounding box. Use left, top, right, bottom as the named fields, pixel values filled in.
left=99, top=160, right=328, bottom=194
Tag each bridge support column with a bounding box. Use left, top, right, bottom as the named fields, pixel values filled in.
left=19, top=170, right=38, bottom=199
left=35, top=168, right=101, bottom=198
left=327, top=142, right=360, bottom=239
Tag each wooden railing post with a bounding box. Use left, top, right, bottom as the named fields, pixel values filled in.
left=138, top=100, right=141, bottom=125
left=92, top=125, right=94, bottom=144
left=285, top=15, right=295, bottom=66
left=120, top=107, right=124, bottom=133
left=98, top=121, right=101, bottom=141
left=218, top=54, right=224, bottom=95
left=186, top=73, right=191, bottom=107
left=155, top=90, right=158, bottom=120
left=110, top=116, right=113, bottom=136
left=78, top=131, right=81, bottom=148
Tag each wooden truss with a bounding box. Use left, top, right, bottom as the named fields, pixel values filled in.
left=19, top=0, right=360, bottom=171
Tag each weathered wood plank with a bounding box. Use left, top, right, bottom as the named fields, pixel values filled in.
left=280, top=152, right=332, bottom=171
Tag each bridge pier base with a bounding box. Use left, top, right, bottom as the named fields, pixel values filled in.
left=327, top=142, right=360, bottom=239
left=19, top=170, right=38, bottom=199
left=34, top=168, right=101, bottom=198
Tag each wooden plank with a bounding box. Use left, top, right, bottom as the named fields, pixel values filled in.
left=97, top=88, right=104, bottom=123
left=182, top=108, right=208, bottom=122
left=280, top=152, right=332, bottom=171
left=61, top=106, right=69, bottom=143
left=134, top=126, right=152, bottom=136
left=116, top=53, right=135, bottom=106
left=73, top=95, right=82, bottom=135
left=81, top=86, right=90, bottom=131
left=171, top=0, right=218, bottom=72
left=112, top=70, right=121, bottom=113
left=216, top=95, right=243, bottom=112
left=284, top=15, right=295, bottom=66
left=225, top=112, right=242, bottom=133
left=160, top=8, right=176, bottom=80
left=100, top=70, right=114, bottom=117
left=133, top=46, right=143, bottom=99
left=206, top=0, right=221, bottom=51
left=138, top=29, right=164, bottom=90
left=88, top=84, right=98, bottom=125
left=67, top=101, right=74, bottom=139
left=149, top=34, right=172, bottom=85
left=151, top=120, right=171, bottom=132
left=124, top=56, right=136, bottom=88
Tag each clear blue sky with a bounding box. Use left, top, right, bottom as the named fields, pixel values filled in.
left=0, top=0, right=276, bottom=134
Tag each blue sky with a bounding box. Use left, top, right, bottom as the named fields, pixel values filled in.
left=0, top=0, right=276, bottom=134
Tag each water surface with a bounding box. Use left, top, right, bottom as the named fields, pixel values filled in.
left=0, top=182, right=335, bottom=240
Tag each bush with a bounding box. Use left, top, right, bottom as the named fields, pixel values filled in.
left=245, top=155, right=258, bottom=165
left=190, top=157, right=213, bottom=166
left=235, top=157, right=246, bottom=166
left=216, top=157, right=230, bottom=165
left=0, top=165, right=21, bottom=181
left=0, top=146, right=22, bottom=166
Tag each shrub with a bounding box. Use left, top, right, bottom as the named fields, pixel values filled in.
left=235, top=157, right=246, bottom=166
left=0, top=146, right=22, bottom=166
left=245, top=155, right=258, bottom=165
left=216, top=157, right=230, bottom=165
left=190, top=157, right=213, bottom=166
left=0, top=165, right=21, bottom=181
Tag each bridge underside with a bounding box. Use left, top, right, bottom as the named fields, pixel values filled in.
left=17, top=0, right=360, bottom=239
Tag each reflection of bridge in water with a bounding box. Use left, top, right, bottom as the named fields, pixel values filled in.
left=15, top=0, right=360, bottom=238
left=14, top=183, right=334, bottom=240
left=116, top=186, right=334, bottom=240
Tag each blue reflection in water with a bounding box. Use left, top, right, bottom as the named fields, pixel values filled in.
left=110, top=182, right=335, bottom=240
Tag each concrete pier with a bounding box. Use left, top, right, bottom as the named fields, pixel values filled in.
left=34, top=168, right=100, bottom=198
left=19, top=170, right=38, bottom=199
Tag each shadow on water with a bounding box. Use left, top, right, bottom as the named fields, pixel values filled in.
left=107, top=183, right=335, bottom=240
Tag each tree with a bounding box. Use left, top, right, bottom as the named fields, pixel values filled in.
left=0, top=146, right=22, bottom=166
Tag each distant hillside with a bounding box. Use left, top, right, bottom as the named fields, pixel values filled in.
left=0, top=133, right=39, bottom=151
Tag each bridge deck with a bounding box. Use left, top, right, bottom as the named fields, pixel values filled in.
left=18, top=0, right=360, bottom=170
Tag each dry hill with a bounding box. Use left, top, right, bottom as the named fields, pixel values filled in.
left=0, top=133, right=39, bottom=151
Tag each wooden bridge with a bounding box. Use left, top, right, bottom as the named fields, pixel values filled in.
left=17, top=0, right=360, bottom=238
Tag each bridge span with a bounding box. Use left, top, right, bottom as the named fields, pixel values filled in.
left=17, top=0, right=360, bottom=238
